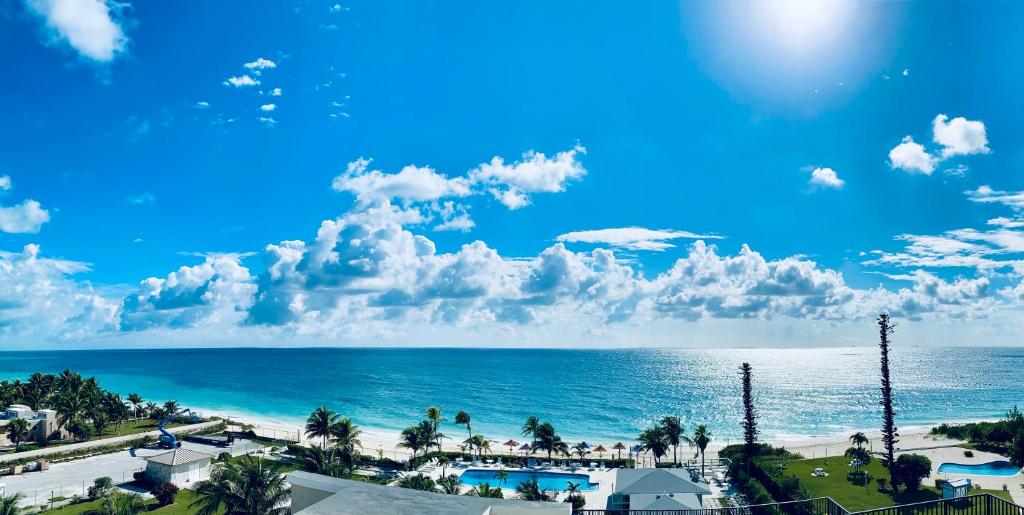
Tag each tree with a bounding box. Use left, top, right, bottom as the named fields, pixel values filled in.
left=397, top=473, right=436, bottom=491
left=572, top=442, right=589, bottom=461
left=127, top=393, right=143, bottom=420
left=399, top=424, right=428, bottom=461
left=895, top=454, right=931, bottom=491
left=331, top=417, right=362, bottom=475
left=565, top=481, right=586, bottom=510
left=437, top=474, right=461, bottom=495
left=88, top=476, right=114, bottom=500
left=151, top=482, right=179, bottom=507
left=531, top=422, right=568, bottom=459
left=190, top=456, right=290, bottom=515
left=24, top=373, right=55, bottom=410
left=305, top=406, right=340, bottom=448
left=455, top=410, right=472, bottom=444
left=515, top=477, right=552, bottom=501
left=6, top=418, right=30, bottom=451
left=426, top=407, right=444, bottom=451
left=0, top=492, right=24, bottom=515
left=522, top=416, right=540, bottom=448
left=163, top=400, right=180, bottom=416
left=659, top=416, right=691, bottom=464
left=845, top=446, right=872, bottom=473
left=639, top=426, right=670, bottom=465
left=464, top=434, right=487, bottom=458
left=437, top=455, right=451, bottom=476
left=144, top=402, right=158, bottom=419
left=301, top=445, right=344, bottom=477
left=1010, top=428, right=1024, bottom=467
left=741, top=362, right=759, bottom=459
left=467, top=483, right=503, bottom=498
left=68, top=419, right=95, bottom=441
left=693, top=424, right=712, bottom=478
left=849, top=432, right=869, bottom=449
left=495, top=468, right=509, bottom=487
left=98, top=491, right=148, bottom=515
left=878, top=313, right=900, bottom=492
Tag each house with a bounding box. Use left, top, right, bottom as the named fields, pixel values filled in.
left=287, top=471, right=571, bottom=514
left=0, top=405, right=67, bottom=446
left=144, top=448, right=213, bottom=486
left=942, top=478, right=973, bottom=500
left=606, top=468, right=712, bottom=511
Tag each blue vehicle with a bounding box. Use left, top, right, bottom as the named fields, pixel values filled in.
left=158, top=409, right=199, bottom=449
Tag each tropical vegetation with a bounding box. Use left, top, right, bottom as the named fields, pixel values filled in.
left=190, top=455, right=290, bottom=515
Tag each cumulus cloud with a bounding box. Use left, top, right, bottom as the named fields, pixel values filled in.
left=808, top=167, right=844, bottom=189
left=933, top=114, right=989, bottom=158
left=244, top=57, right=277, bottom=70
left=194, top=101, right=210, bottom=109
left=25, top=0, right=128, bottom=62
left=0, top=199, right=50, bottom=234
left=889, top=136, right=937, bottom=174
left=260, top=104, right=276, bottom=112
left=332, top=158, right=471, bottom=204
left=470, top=144, right=587, bottom=209
left=0, top=175, right=10, bottom=191
left=223, top=75, right=260, bottom=87
left=270, top=88, right=282, bottom=97
left=557, top=227, right=722, bottom=251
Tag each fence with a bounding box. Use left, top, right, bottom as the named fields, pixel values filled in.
left=575, top=494, right=1024, bottom=515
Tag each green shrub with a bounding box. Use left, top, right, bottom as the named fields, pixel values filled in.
left=151, top=482, right=179, bottom=506
left=895, top=454, right=932, bottom=491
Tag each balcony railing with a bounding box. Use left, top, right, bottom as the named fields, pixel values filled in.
left=574, top=494, right=1024, bottom=515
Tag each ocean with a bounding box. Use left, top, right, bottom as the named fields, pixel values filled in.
left=0, top=346, right=1020, bottom=444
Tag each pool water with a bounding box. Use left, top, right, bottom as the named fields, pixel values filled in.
left=937, top=461, right=1020, bottom=476
left=459, top=469, right=597, bottom=491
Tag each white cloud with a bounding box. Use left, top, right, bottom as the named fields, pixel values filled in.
left=270, top=88, right=282, bottom=97
left=932, top=114, right=989, bottom=158
left=332, top=158, right=471, bottom=204
left=0, top=175, right=10, bottom=191
left=223, top=75, right=260, bottom=87
left=194, top=101, right=210, bottom=109
left=889, top=136, right=937, bottom=174
left=470, top=144, right=587, bottom=209
left=260, top=104, right=276, bottom=112
left=258, top=116, right=277, bottom=126
left=25, top=0, right=127, bottom=62
left=243, top=58, right=277, bottom=70
left=902, top=68, right=909, bottom=77
left=125, top=193, right=156, bottom=205
left=557, top=227, right=722, bottom=251
left=0, top=199, right=50, bottom=234
left=432, top=201, right=475, bottom=232
left=808, top=167, right=844, bottom=189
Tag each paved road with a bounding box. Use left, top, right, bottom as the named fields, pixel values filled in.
left=0, top=420, right=222, bottom=464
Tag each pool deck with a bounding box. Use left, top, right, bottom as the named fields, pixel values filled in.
left=897, top=445, right=1023, bottom=504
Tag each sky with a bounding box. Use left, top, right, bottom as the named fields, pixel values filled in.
left=1, top=0, right=1023, bottom=349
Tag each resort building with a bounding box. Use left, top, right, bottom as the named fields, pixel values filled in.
left=287, top=471, right=571, bottom=514
left=607, top=468, right=712, bottom=511
left=143, top=448, right=213, bottom=487
left=0, top=404, right=66, bottom=446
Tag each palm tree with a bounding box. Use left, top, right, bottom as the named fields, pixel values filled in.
left=397, top=473, right=436, bottom=491
left=437, top=455, right=451, bottom=476
left=693, top=424, right=712, bottom=478
left=305, top=407, right=340, bottom=448
left=467, top=483, right=503, bottom=498
left=437, top=474, right=461, bottom=494
left=301, top=445, right=344, bottom=477
left=845, top=446, right=871, bottom=472
left=144, top=402, right=158, bottom=419
left=331, top=417, right=362, bottom=475
left=162, top=400, right=180, bottom=416
left=127, top=393, right=143, bottom=420
left=660, top=416, right=692, bottom=464
left=522, top=416, right=540, bottom=448
left=0, top=492, right=24, bottom=515
left=464, top=435, right=487, bottom=458
left=515, top=477, right=552, bottom=501
left=455, top=410, right=472, bottom=444
left=99, top=491, right=148, bottom=515
left=849, top=431, right=869, bottom=449
left=639, top=426, right=670, bottom=465
left=426, top=407, right=444, bottom=451
left=495, top=468, right=509, bottom=487
left=24, top=373, right=54, bottom=410
left=572, top=443, right=588, bottom=461
left=6, top=418, right=30, bottom=452
left=399, top=425, right=428, bottom=461
left=531, top=422, right=568, bottom=459
left=191, top=456, right=290, bottom=515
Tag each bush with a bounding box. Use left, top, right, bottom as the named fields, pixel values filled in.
left=565, top=492, right=586, bottom=510
left=151, top=482, right=179, bottom=506
left=87, top=476, right=113, bottom=499
left=218, top=452, right=233, bottom=462
left=895, top=454, right=932, bottom=491
left=964, top=450, right=974, bottom=457
left=133, top=471, right=146, bottom=483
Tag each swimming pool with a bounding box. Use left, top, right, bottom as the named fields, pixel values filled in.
left=459, top=469, right=598, bottom=491
left=937, top=461, right=1020, bottom=476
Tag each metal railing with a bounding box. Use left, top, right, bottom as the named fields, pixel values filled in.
left=848, top=494, right=1023, bottom=515
left=575, top=495, right=1024, bottom=515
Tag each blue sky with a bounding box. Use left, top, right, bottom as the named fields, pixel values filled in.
left=1, top=0, right=1023, bottom=348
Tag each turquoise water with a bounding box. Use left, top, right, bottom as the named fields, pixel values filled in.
left=938, top=461, right=1021, bottom=476
left=459, top=469, right=597, bottom=491
left=0, top=347, right=1022, bottom=442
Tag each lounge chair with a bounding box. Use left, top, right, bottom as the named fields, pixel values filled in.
left=527, top=458, right=538, bottom=469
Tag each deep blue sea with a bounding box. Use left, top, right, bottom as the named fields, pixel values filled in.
left=0, top=347, right=1020, bottom=443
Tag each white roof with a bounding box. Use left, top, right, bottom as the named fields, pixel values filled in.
left=947, top=479, right=972, bottom=488
left=145, top=448, right=213, bottom=467
left=630, top=493, right=702, bottom=510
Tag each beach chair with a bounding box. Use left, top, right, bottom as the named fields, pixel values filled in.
left=527, top=458, right=538, bottom=469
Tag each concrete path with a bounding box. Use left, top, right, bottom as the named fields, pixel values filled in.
left=0, top=420, right=222, bottom=464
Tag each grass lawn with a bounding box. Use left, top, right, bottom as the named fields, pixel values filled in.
left=783, top=457, right=1014, bottom=512
left=40, top=488, right=209, bottom=514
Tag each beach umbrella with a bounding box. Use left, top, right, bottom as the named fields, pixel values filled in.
left=504, top=439, right=520, bottom=455
left=518, top=443, right=531, bottom=456
left=578, top=441, right=591, bottom=450
left=613, top=442, right=626, bottom=460
left=594, top=445, right=607, bottom=459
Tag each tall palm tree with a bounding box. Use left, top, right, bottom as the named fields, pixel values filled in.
left=693, top=424, right=712, bottom=478
left=522, top=416, right=540, bottom=449
left=464, top=434, right=486, bottom=458
left=24, top=373, right=54, bottom=410
left=0, top=492, right=23, bottom=515
left=99, top=491, right=148, bottom=515
left=571, top=442, right=588, bottom=461
left=426, top=407, right=444, bottom=451
left=191, top=456, right=290, bottom=515
left=6, top=418, right=30, bottom=452
left=331, top=417, right=362, bottom=475
left=305, top=406, right=340, bottom=448
left=162, top=400, right=180, bottom=416
left=531, top=422, right=568, bottom=459
left=639, top=426, right=670, bottom=465
left=849, top=431, right=869, bottom=449
left=455, top=410, right=472, bottom=444
left=399, top=425, right=427, bottom=461
left=659, top=416, right=692, bottom=464
left=144, top=402, right=158, bottom=419
left=467, top=483, right=503, bottom=498
left=127, top=393, right=143, bottom=420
